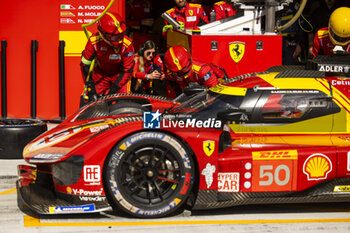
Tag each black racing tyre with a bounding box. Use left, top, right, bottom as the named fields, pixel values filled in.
left=104, top=132, right=194, bottom=218
left=109, top=101, right=146, bottom=115
left=0, top=118, right=47, bottom=159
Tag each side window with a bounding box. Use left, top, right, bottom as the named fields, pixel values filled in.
left=254, top=90, right=339, bottom=123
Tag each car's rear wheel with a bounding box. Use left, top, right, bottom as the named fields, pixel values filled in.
left=104, top=132, right=194, bottom=218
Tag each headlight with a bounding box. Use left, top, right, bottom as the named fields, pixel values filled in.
left=29, top=153, right=66, bottom=163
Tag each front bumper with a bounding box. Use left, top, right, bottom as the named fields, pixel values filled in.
left=17, top=164, right=112, bottom=214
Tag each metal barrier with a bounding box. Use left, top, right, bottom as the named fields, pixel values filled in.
left=59, top=40, right=66, bottom=120
left=31, top=40, right=39, bottom=119
left=1, top=40, right=7, bottom=118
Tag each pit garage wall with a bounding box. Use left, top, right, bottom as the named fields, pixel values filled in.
left=0, top=0, right=124, bottom=119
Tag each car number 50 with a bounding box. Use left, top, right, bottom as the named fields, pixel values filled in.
left=259, top=165, right=290, bottom=186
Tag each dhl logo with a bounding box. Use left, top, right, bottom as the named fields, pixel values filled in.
left=252, top=150, right=298, bottom=160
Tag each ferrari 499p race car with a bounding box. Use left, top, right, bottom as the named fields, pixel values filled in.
left=18, top=55, right=350, bottom=218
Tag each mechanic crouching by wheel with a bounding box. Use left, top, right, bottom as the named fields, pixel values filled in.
left=80, top=12, right=135, bottom=107
left=312, top=7, right=350, bottom=56
left=164, top=45, right=220, bottom=98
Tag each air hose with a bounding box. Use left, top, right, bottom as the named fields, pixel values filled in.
left=276, top=0, right=307, bottom=32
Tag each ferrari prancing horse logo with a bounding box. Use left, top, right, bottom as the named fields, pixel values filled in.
left=229, top=41, right=245, bottom=63
left=203, top=140, right=215, bottom=157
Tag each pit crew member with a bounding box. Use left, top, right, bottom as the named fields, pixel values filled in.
left=164, top=45, right=220, bottom=98
left=162, top=0, right=209, bottom=36
left=80, top=12, right=135, bottom=106
left=212, top=0, right=236, bottom=21
left=312, top=7, right=350, bottom=56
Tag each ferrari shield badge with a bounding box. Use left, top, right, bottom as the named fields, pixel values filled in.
left=229, top=41, right=245, bottom=63
left=203, top=140, right=215, bottom=157
left=189, top=10, right=193, bottom=16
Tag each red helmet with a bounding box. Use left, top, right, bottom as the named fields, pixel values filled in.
left=164, top=46, right=192, bottom=78
left=97, top=12, right=126, bottom=47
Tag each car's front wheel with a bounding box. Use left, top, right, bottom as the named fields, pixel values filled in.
left=104, top=132, right=194, bottom=218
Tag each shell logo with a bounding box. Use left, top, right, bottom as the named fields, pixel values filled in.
left=303, top=153, right=332, bottom=181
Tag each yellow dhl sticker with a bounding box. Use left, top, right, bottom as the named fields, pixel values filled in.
left=334, top=185, right=350, bottom=192
left=252, top=150, right=298, bottom=160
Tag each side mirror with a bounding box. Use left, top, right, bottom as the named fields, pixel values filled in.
left=217, top=109, right=250, bottom=123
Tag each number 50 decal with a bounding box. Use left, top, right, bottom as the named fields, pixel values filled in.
left=259, top=165, right=290, bottom=186
left=252, top=161, right=294, bottom=192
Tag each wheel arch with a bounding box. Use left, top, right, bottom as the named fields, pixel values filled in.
left=101, top=128, right=200, bottom=214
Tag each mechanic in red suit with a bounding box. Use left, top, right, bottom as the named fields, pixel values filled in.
left=162, top=0, right=209, bottom=36
left=80, top=12, right=135, bottom=106
left=164, top=46, right=219, bottom=98
left=312, top=7, right=350, bottom=56
left=213, top=1, right=236, bottom=21
left=131, top=40, right=165, bottom=94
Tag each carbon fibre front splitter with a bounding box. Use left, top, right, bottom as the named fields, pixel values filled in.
left=17, top=164, right=112, bottom=215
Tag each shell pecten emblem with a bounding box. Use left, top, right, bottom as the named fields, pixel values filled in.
left=303, top=153, right=332, bottom=181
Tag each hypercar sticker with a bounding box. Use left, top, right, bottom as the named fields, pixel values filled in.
left=201, top=163, right=216, bottom=188
left=203, top=140, right=215, bottom=157
left=303, top=153, right=332, bottom=181
left=218, top=173, right=239, bottom=192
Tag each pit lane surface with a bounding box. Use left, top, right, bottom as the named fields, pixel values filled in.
left=1, top=160, right=350, bottom=233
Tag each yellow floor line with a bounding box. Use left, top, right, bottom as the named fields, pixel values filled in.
left=23, top=215, right=350, bottom=227
left=0, top=188, right=17, bottom=195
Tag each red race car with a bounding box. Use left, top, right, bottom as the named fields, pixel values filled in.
left=18, top=55, right=350, bottom=218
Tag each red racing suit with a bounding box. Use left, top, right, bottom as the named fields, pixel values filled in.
left=166, top=59, right=220, bottom=98
left=80, top=33, right=135, bottom=95
left=132, top=54, right=164, bottom=94
left=312, top=27, right=350, bottom=56
left=213, top=1, right=236, bottom=21
left=163, top=3, right=209, bottom=36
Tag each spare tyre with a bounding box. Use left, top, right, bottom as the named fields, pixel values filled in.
left=0, top=118, right=47, bottom=159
